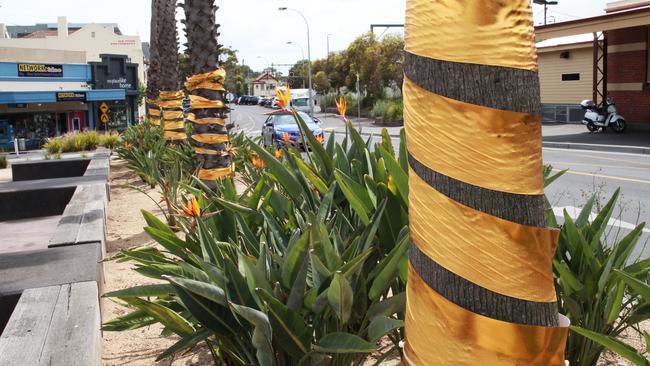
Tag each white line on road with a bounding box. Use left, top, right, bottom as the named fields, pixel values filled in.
left=552, top=169, right=650, bottom=185
left=553, top=206, right=650, bottom=234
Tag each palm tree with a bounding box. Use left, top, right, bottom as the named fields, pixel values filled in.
left=145, top=0, right=161, bottom=125
left=402, top=1, right=567, bottom=364
left=181, top=0, right=231, bottom=183
left=156, top=0, right=185, bottom=142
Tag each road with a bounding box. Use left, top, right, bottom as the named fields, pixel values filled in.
left=230, top=105, right=650, bottom=256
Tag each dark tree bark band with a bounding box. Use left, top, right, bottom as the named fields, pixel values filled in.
left=408, top=154, right=546, bottom=228
left=404, top=52, right=541, bottom=114
left=409, top=242, right=559, bottom=326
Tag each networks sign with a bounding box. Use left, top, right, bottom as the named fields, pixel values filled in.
left=17, top=63, right=63, bottom=77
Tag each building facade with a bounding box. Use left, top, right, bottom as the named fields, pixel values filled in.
left=0, top=55, right=138, bottom=150
left=252, top=73, right=280, bottom=98
left=536, top=1, right=650, bottom=124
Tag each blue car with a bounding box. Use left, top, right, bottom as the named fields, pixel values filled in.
left=261, top=111, right=324, bottom=148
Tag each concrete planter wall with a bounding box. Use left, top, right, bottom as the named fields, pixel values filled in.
left=0, top=149, right=110, bottom=365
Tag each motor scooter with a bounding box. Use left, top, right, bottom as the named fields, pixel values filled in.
left=580, top=98, right=626, bottom=133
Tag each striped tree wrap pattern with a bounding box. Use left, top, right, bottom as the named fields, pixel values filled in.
left=146, top=98, right=162, bottom=126
left=403, top=1, right=569, bottom=365
left=185, top=68, right=233, bottom=181
left=159, top=90, right=186, bottom=141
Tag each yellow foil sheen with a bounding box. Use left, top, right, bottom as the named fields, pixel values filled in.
left=164, top=131, right=187, bottom=140
left=189, top=95, right=225, bottom=109
left=192, top=134, right=229, bottom=144
left=405, top=265, right=568, bottom=366
left=162, top=111, right=184, bottom=120
left=405, top=0, right=538, bottom=71
left=158, top=99, right=183, bottom=109
left=159, top=90, right=184, bottom=100
left=404, top=78, right=543, bottom=195
left=148, top=108, right=161, bottom=117
left=149, top=117, right=161, bottom=126
left=185, top=68, right=226, bottom=89
left=194, top=147, right=223, bottom=155
left=409, top=170, right=559, bottom=302
left=186, top=80, right=225, bottom=92
left=163, top=121, right=185, bottom=130
left=187, top=113, right=226, bottom=125
left=198, top=167, right=233, bottom=180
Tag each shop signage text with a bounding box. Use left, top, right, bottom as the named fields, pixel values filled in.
left=56, top=92, right=86, bottom=102
left=106, top=77, right=133, bottom=90
left=18, top=63, right=63, bottom=77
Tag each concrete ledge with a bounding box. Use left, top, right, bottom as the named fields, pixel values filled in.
left=11, top=158, right=90, bottom=181
left=0, top=282, right=101, bottom=366
left=0, top=243, right=102, bottom=297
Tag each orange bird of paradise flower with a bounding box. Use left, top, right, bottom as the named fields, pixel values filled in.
left=179, top=196, right=201, bottom=217
left=282, top=133, right=291, bottom=143
left=251, top=156, right=265, bottom=169
left=315, top=134, right=324, bottom=144
left=335, top=96, right=348, bottom=123
left=275, top=85, right=291, bottom=110
left=275, top=149, right=283, bottom=159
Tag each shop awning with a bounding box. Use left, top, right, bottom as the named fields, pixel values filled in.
left=0, top=89, right=125, bottom=104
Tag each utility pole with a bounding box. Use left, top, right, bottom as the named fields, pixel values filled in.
left=533, top=0, right=558, bottom=25
left=327, top=34, right=331, bottom=66
left=356, top=73, right=361, bottom=129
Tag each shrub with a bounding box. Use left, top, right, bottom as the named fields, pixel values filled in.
left=100, top=132, right=120, bottom=149
left=550, top=188, right=649, bottom=366
left=371, top=99, right=403, bottom=122
left=104, top=114, right=410, bottom=365
left=0, top=154, right=7, bottom=169
left=371, top=99, right=390, bottom=119
left=44, top=138, right=63, bottom=154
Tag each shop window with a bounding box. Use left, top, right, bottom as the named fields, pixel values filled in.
left=562, top=73, right=580, bottom=81
left=72, top=117, right=81, bottom=131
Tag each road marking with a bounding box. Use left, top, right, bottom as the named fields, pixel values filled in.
left=543, top=147, right=650, bottom=159
left=569, top=152, right=650, bottom=167
left=553, top=206, right=650, bottom=234
left=546, top=161, right=650, bottom=171
left=553, top=169, right=650, bottom=185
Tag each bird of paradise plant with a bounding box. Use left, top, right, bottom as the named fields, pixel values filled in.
left=282, top=133, right=291, bottom=143
left=274, top=149, right=283, bottom=159
left=335, top=96, right=348, bottom=123
left=251, top=156, right=265, bottom=169
left=275, top=84, right=291, bottom=110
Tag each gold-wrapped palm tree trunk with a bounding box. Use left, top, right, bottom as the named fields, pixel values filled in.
left=146, top=0, right=162, bottom=125
left=403, top=1, right=568, bottom=364
left=182, top=0, right=232, bottom=182
left=157, top=0, right=185, bottom=142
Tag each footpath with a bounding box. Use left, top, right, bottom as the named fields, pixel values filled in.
left=315, top=113, right=650, bottom=155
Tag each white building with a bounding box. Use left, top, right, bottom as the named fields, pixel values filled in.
left=0, top=17, right=145, bottom=84
left=252, top=73, right=280, bottom=98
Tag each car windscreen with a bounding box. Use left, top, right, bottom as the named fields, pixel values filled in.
left=292, top=98, right=309, bottom=107
left=272, top=112, right=312, bottom=126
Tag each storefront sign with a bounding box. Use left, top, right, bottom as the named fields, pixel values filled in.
left=106, top=77, right=133, bottom=90
left=56, top=92, right=86, bottom=102
left=17, top=63, right=63, bottom=77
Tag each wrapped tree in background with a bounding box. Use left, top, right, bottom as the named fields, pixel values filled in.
left=181, top=0, right=232, bottom=183
left=402, top=0, right=568, bottom=364
left=156, top=0, right=185, bottom=142
left=145, top=0, right=162, bottom=125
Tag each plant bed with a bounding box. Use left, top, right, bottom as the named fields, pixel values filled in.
left=373, top=117, right=404, bottom=127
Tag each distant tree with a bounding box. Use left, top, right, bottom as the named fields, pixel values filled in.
left=288, top=59, right=309, bottom=88
left=313, top=71, right=330, bottom=94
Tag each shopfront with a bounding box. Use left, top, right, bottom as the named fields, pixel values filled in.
left=0, top=60, right=129, bottom=150
left=90, top=54, right=139, bottom=132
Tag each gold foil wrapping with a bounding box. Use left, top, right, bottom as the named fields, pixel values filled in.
left=409, top=169, right=558, bottom=302
left=185, top=68, right=226, bottom=90
left=403, top=77, right=543, bottom=195
left=187, top=113, right=226, bottom=125
left=405, top=0, right=538, bottom=71
left=404, top=265, right=568, bottom=366
left=189, top=95, right=225, bottom=109
left=148, top=108, right=161, bottom=117
left=191, top=134, right=229, bottom=145
left=198, top=167, right=234, bottom=180
left=163, top=131, right=187, bottom=141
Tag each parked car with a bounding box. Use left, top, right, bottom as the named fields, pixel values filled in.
left=261, top=110, right=324, bottom=149
left=258, top=97, right=269, bottom=106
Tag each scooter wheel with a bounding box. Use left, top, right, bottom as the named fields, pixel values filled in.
left=613, top=119, right=626, bottom=133
left=586, top=123, right=598, bottom=132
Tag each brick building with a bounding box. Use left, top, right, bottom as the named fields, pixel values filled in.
left=536, top=0, right=650, bottom=125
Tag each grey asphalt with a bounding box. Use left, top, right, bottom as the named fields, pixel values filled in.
left=231, top=105, right=650, bottom=257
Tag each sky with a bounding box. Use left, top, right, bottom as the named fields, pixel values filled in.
left=0, top=0, right=610, bottom=73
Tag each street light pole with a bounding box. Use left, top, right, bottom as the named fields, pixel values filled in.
left=279, top=7, right=313, bottom=116
left=327, top=34, right=331, bottom=65
left=287, top=41, right=306, bottom=88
